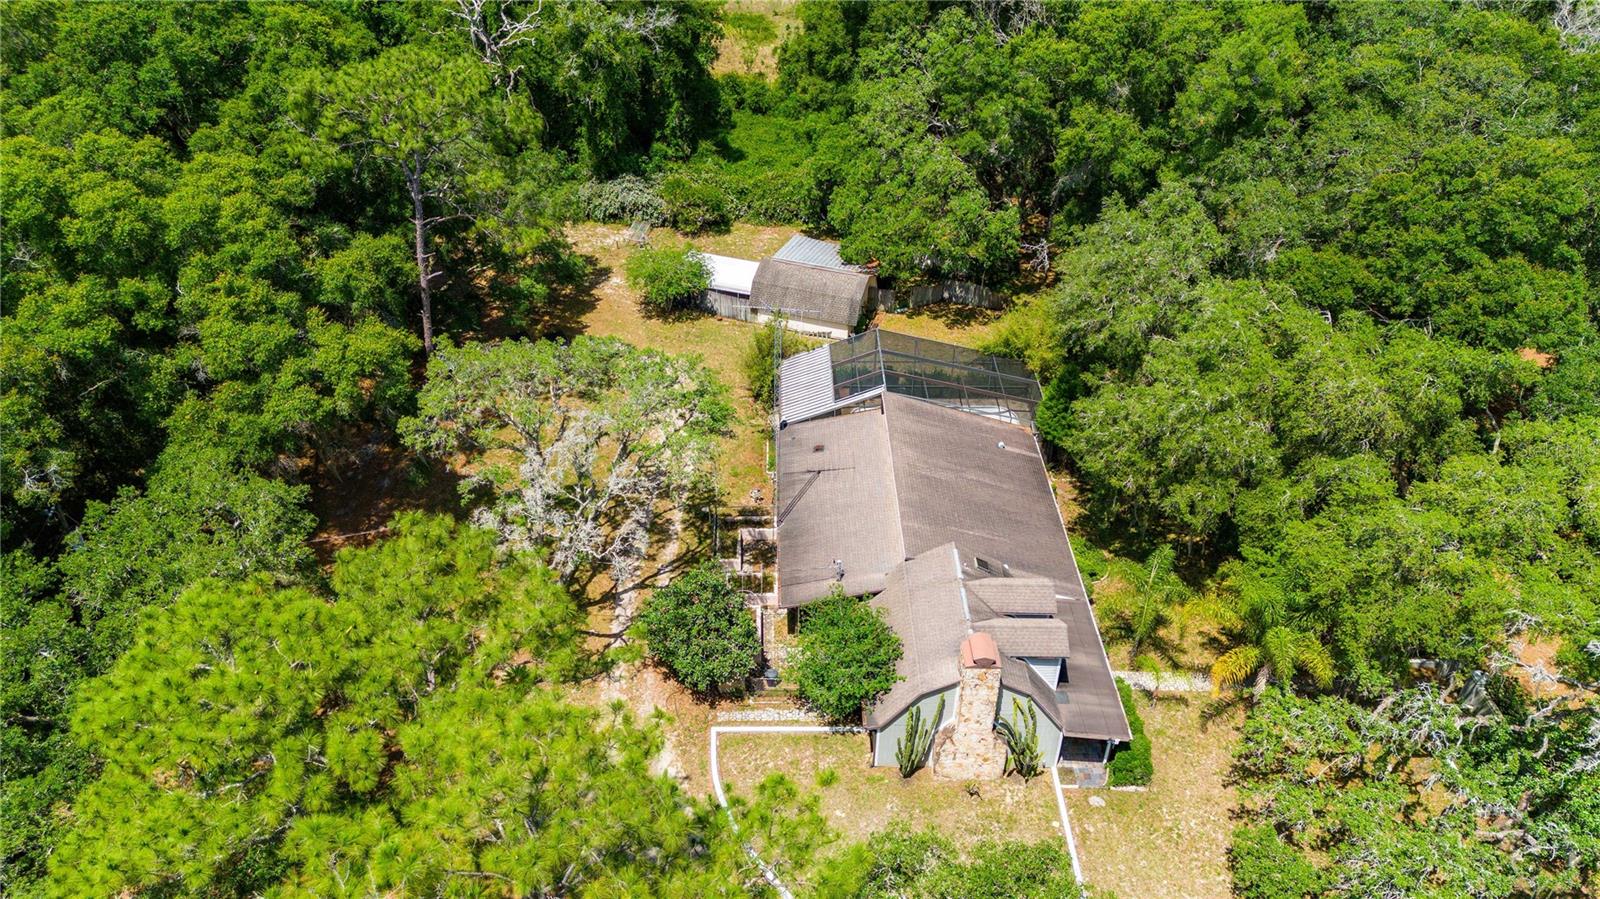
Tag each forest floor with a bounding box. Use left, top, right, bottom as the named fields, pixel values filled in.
left=872, top=305, right=1004, bottom=348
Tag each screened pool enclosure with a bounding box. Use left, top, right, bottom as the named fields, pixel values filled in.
left=822, top=330, right=1042, bottom=426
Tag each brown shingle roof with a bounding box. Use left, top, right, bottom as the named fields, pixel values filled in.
left=863, top=547, right=965, bottom=730
left=975, top=617, right=1072, bottom=659
left=750, top=258, right=870, bottom=329
left=880, top=394, right=1085, bottom=596
left=773, top=337, right=1130, bottom=744
left=774, top=411, right=903, bottom=605
left=1053, top=593, right=1133, bottom=741
left=964, top=577, right=1059, bottom=617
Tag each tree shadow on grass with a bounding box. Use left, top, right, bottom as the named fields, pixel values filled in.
left=897, top=301, right=1002, bottom=329
left=527, top=253, right=607, bottom=341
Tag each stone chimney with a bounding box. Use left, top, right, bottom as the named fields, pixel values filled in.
left=933, top=633, right=1007, bottom=780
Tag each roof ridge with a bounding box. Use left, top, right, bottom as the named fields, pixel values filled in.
left=876, top=402, right=909, bottom=568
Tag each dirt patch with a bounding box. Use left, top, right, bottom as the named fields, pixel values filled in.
left=1064, top=695, right=1241, bottom=899
left=712, top=0, right=799, bottom=78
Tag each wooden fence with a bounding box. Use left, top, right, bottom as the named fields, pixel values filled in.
left=877, top=280, right=1001, bottom=312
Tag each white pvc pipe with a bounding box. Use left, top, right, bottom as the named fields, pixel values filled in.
left=707, top=724, right=863, bottom=897
left=1050, top=765, right=1086, bottom=885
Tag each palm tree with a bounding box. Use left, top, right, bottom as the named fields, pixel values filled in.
left=1094, top=545, right=1193, bottom=671
left=1199, top=562, right=1334, bottom=699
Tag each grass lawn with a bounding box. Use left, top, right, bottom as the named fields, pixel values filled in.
left=714, top=0, right=799, bottom=77
left=546, top=222, right=798, bottom=505
left=715, top=731, right=1065, bottom=851
left=1064, top=693, right=1241, bottom=899
left=875, top=304, right=1004, bottom=348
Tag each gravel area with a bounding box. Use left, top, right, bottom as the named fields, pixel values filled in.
left=714, top=707, right=822, bottom=723
left=1113, top=670, right=1213, bottom=692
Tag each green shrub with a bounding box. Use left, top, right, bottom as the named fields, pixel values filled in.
left=659, top=174, right=732, bottom=233
left=742, top=318, right=820, bottom=410
left=1229, top=825, right=1326, bottom=899
left=1107, top=677, right=1153, bottom=786
left=576, top=175, right=665, bottom=225
left=637, top=562, right=759, bottom=694
left=678, top=111, right=817, bottom=225
left=789, top=588, right=902, bottom=722
left=624, top=242, right=711, bottom=313
left=816, top=767, right=839, bottom=788
left=718, top=72, right=776, bottom=114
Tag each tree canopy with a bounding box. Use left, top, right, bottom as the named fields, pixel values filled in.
left=639, top=562, right=761, bottom=694
left=789, top=590, right=903, bottom=723
left=5, top=1, right=1599, bottom=895
left=403, top=336, right=732, bottom=586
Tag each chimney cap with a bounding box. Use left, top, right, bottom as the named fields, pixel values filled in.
left=960, top=633, right=1000, bottom=669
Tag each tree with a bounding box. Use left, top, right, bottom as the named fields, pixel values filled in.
left=1201, top=563, right=1335, bottom=700
left=625, top=242, right=711, bottom=313
left=788, top=590, right=902, bottom=722
left=43, top=514, right=592, bottom=896
left=638, top=562, right=759, bottom=694
left=297, top=46, right=543, bottom=353
left=1232, top=687, right=1599, bottom=896
left=402, top=337, right=732, bottom=588
left=659, top=173, right=732, bottom=233
left=1092, top=545, right=1193, bottom=670
left=742, top=317, right=820, bottom=410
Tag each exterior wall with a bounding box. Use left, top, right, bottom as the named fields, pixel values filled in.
left=702, top=288, right=751, bottom=319
left=870, top=685, right=959, bottom=767
left=750, top=311, right=849, bottom=340
left=1022, top=657, right=1062, bottom=688
left=999, top=688, right=1064, bottom=767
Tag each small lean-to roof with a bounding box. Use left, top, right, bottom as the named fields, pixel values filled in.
left=776, top=344, right=871, bottom=426
left=974, top=616, right=1071, bottom=659
left=772, top=234, right=854, bottom=270
left=750, top=258, right=870, bottom=329
left=965, top=577, right=1059, bottom=617
left=702, top=253, right=758, bottom=295
left=1001, top=656, right=1067, bottom=731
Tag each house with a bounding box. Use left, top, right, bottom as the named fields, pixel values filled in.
left=698, top=234, right=875, bottom=339
left=773, top=331, right=1130, bottom=776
